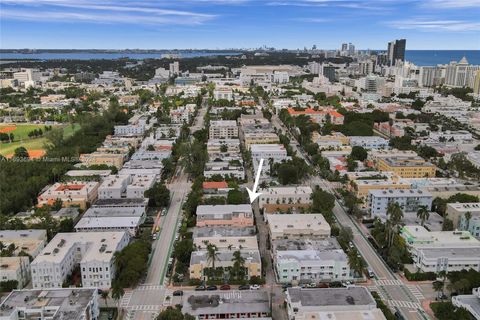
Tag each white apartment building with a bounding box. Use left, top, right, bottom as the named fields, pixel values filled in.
left=266, top=214, right=331, bottom=240
left=0, top=229, right=47, bottom=259
left=401, top=225, right=480, bottom=273
left=258, top=186, right=313, bottom=210
left=273, top=238, right=350, bottom=283
left=31, top=232, right=129, bottom=289
left=126, top=174, right=156, bottom=198
left=452, top=287, right=480, bottom=320
left=368, top=189, right=433, bottom=220
left=204, top=161, right=245, bottom=180
left=445, top=57, right=480, bottom=88
left=286, top=287, right=386, bottom=320
left=273, top=71, right=290, bottom=84
left=213, top=87, right=234, bottom=101
left=250, top=144, right=289, bottom=161
left=429, top=130, right=473, bottom=142
left=0, top=257, right=31, bottom=289
left=114, top=124, right=145, bottom=136
left=446, top=202, right=480, bottom=227
left=98, top=174, right=131, bottom=199
left=0, top=288, right=99, bottom=320
left=209, top=120, right=238, bottom=139
left=349, top=136, right=389, bottom=149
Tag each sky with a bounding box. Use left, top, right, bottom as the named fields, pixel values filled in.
left=1, top=0, right=479, bottom=50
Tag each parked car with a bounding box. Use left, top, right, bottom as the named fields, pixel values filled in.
left=195, top=285, right=206, bottom=291
left=238, top=285, right=250, bottom=290
left=281, top=283, right=292, bottom=289
left=249, top=284, right=260, bottom=290
left=306, top=283, right=317, bottom=288
left=220, top=284, right=231, bottom=290
left=207, top=285, right=218, bottom=291
left=368, top=269, right=375, bottom=278
left=172, top=290, right=183, bottom=296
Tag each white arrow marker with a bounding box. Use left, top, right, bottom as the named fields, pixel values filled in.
left=246, top=158, right=264, bottom=203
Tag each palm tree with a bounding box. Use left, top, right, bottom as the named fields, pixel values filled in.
left=231, top=250, right=246, bottom=280
left=206, top=244, right=219, bottom=276
left=111, top=282, right=124, bottom=306
left=416, top=205, right=430, bottom=227
left=433, top=281, right=444, bottom=299
left=227, top=244, right=233, bottom=251
left=386, top=202, right=404, bottom=248
left=348, top=249, right=366, bottom=278
left=465, top=211, right=472, bottom=231
left=101, top=290, right=110, bottom=307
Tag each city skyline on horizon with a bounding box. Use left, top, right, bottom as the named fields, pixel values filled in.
left=1, top=0, right=479, bottom=50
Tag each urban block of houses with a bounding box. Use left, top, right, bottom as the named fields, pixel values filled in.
left=401, top=225, right=480, bottom=273
left=31, top=231, right=130, bottom=289
left=287, top=107, right=345, bottom=125
left=196, top=204, right=254, bottom=227
left=79, top=152, right=125, bottom=169
left=286, top=287, right=386, bottom=320
left=258, top=186, right=313, bottom=213
left=37, top=181, right=100, bottom=210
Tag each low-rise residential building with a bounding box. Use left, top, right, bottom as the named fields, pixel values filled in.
left=368, top=189, right=433, bottom=220
left=189, top=249, right=261, bottom=280
left=376, top=156, right=436, bottom=178
left=460, top=215, right=480, bottom=239
left=204, top=161, right=245, bottom=180
left=202, top=181, right=231, bottom=197
left=79, top=152, right=125, bottom=169
left=423, top=185, right=480, bottom=200
left=182, top=291, right=271, bottom=320
left=193, top=227, right=258, bottom=250
left=0, top=256, right=31, bottom=289
left=75, top=206, right=145, bottom=236
left=452, top=287, right=480, bottom=320
left=0, top=288, right=100, bottom=320
left=401, top=225, right=480, bottom=273
left=351, top=179, right=411, bottom=204
left=258, top=186, right=313, bottom=213
left=0, top=229, right=47, bottom=259
left=429, top=130, right=473, bottom=142
left=37, top=181, right=100, bottom=210
left=311, top=132, right=350, bottom=148
left=244, top=132, right=280, bottom=149
left=266, top=214, right=330, bottom=240
left=196, top=204, right=254, bottom=227
left=272, top=238, right=351, bottom=283
left=65, top=169, right=112, bottom=180
left=98, top=174, right=131, bottom=199
left=349, top=136, right=389, bottom=149
left=31, top=231, right=129, bottom=289
left=213, top=86, right=234, bottom=101
left=114, top=124, right=145, bottom=136
left=209, top=120, right=238, bottom=139
left=286, top=287, right=386, bottom=320
left=446, top=202, right=480, bottom=227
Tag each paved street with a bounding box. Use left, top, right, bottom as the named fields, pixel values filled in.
left=270, top=112, right=430, bottom=320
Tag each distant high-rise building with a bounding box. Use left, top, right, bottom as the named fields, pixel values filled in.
left=341, top=43, right=348, bottom=52
left=169, top=61, right=180, bottom=76
left=348, top=43, right=355, bottom=55
left=445, top=57, right=480, bottom=88
left=323, top=66, right=337, bottom=82
left=474, top=70, right=480, bottom=95
left=387, top=39, right=406, bottom=66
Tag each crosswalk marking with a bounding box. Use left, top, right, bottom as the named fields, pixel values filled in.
left=375, top=279, right=403, bottom=286
left=125, top=305, right=162, bottom=311
left=136, top=285, right=164, bottom=291
left=120, top=291, right=133, bottom=307
left=406, top=285, right=425, bottom=300
left=388, top=300, right=421, bottom=309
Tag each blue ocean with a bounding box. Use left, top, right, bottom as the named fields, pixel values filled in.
left=405, top=50, right=480, bottom=66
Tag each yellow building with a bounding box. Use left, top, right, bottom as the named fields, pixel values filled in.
left=244, top=132, right=280, bottom=149
left=350, top=179, right=411, bottom=206
left=189, top=250, right=261, bottom=280
left=311, top=132, right=350, bottom=146
left=79, top=152, right=125, bottom=169
left=376, top=157, right=436, bottom=178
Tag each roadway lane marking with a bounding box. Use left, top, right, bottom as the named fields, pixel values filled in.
left=388, top=300, right=421, bottom=309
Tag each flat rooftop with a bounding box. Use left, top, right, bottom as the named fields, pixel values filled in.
left=261, top=186, right=313, bottom=195
left=277, top=249, right=347, bottom=263
left=0, top=229, right=47, bottom=241
left=190, top=249, right=260, bottom=264
left=272, top=238, right=340, bottom=252
left=193, top=226, right=256, bottom=238
left=182, top=291, right=270, bottom=316
left=401, top=225, right=480, bottom=248
left=65, top=170, right=111, bottom=177
left=92, top=198, right=148, bottom=207
left=287, top=287, right=376, bottom=307
left=0, top=288, right=97, bottom=319
left=369, top=189, right=431, bottom=197
left=196, top=204, right=252, bottom=216
left=84, top=206, right=145, bottom=217
left=266, top=214, right=330, bottom=232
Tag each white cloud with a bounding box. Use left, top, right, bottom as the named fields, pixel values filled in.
left=424, top=0, right=480, bottom=8
left=390, top=18, right=480, bottom=31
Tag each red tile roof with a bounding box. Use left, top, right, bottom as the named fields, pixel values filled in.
left=203, top=181, right=229, bottom=189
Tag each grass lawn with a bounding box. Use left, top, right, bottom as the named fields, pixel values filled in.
left=0, top=124, right=52, bottom=140
left=0, top=123, right=81, bottom=157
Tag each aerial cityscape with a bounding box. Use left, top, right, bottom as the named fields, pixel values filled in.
left=1, top=1, right=480, bottom=320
